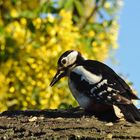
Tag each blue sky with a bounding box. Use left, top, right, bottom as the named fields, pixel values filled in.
left=117, top=0, right=140, bottom=93
left=108, top=0, right=140, bottom=106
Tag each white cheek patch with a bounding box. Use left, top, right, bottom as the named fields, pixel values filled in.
left=73, top=66, right=102, bottom=84
left=66, top=51, right=78, bottom=66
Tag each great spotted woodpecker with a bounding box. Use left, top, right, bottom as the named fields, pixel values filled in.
left=50, top=50, right=140, bottom=122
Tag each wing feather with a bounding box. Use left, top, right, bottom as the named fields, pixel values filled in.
left=82, top=60, right=139, bottom=100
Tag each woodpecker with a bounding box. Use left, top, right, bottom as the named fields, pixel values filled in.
left=50, top=50, right=140, bottom=122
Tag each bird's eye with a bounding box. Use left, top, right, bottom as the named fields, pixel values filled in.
left=61, top=58, right=67, bottom=65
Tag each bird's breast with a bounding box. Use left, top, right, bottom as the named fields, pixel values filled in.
left=68, top=65, right=101, bottom=109
left=68, top=78, right=112, bottom=112
left=68, top=79, right=91, bottom=109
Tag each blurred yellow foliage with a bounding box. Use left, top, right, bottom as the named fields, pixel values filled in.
left=0, top=0, right=120, bottom=112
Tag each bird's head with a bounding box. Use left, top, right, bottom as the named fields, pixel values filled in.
left=50, top=50, right=84, bottom=86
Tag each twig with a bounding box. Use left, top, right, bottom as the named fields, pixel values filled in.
left=80, top=0, right=106, bottom=29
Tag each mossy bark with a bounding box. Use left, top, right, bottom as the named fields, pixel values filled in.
left=0, top=108, right=140, bottom=139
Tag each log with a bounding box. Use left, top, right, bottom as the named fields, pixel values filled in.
left=0, top=108, right=140, bottom=139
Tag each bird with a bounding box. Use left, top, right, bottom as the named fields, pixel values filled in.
left=50, top=50, right=140, bottom=122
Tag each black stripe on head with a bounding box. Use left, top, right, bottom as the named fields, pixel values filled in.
left=58, top=50, right=85, bottom=68
left=58, top=50, right=74, bottom=67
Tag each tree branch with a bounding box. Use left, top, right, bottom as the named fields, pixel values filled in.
left=80, top=0, right=106, bottom=29
left=0, top=108, right=140, bottom=139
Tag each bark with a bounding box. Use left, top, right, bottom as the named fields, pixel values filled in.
left=0, top=108, right=140, bottom=140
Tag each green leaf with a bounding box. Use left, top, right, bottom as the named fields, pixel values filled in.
left=58, top=0, right=65, bottom=8
left=64, top=0, right=74, bottom=10
left=27, top=21, right=35, bottom=33
left=5, top=37, right=16, bottom=47
left=74, top=0, right=84, bottom=16
left=0, top=26, right=4, bottom=35
left=19, top=10, right=36, bottom=18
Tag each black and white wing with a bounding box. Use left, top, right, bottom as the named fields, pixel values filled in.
left=83, top=60, right=139, bottom=100
left=70, top=60, right=140, bottom=122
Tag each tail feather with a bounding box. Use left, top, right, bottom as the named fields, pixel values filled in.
left=117, top=104, right=140, bottom=123
left=129, top=104, right=140, bottom=120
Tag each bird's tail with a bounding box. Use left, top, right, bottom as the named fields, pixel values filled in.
left=117, top=104, right=140, bottom=123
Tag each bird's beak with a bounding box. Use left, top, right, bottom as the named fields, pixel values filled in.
left=50, top=68, right=66, bottom=87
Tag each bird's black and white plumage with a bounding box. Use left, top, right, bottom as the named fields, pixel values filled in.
left=50, top=50, right=140, bottom=122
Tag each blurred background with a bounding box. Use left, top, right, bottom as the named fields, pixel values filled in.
left=0, top=0, right=139, bottom=112
left=108, top=0, right=140, bottom=107
left=117, top=0, right=140, bottom=107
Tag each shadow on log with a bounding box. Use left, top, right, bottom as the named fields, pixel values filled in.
left=0, top=107, right=140, bottom=139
